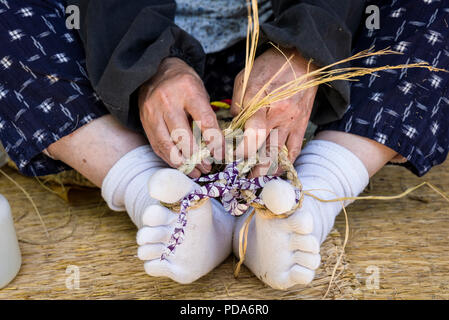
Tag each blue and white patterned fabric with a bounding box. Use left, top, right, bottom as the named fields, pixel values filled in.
left=174, top=0, right=273, bottom=54
left=0, top=0, right=108, bottom=176
left=323, top=0, right=449, bottom=176
left=1, top=0, right=449, bottom=178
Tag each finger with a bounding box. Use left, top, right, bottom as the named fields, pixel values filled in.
left=148, top=142, right=170, bottom=167
left=197, top=161, right=212, bottom=174
left=249, top=127, right=288, bottom=177
left=265, top=98, right=302, bottom=129
left=286, top=126, right=306, bottom=163
left=141, top=111, right=171, bottom=165
left=145, top=125, right=174, bottom=167
left=230, top=72, right=244, bottom=116
left=194, top=162, right=210, bottom=175
left=235, top=108, right=268, bottom=160
left=185, top=92, right=224, bottom=160
left=202, top=127, right=225, bottom=163
left=164, top=111, right=197, bottom=160
left=188, top=168, right=201, bottom=179
left=150, top=120, right=185, bottom=168
left=249, top=161, right=271, bottom=178
left=164, top=113, right=212, bottom=173
left=164, top=112, right=208, bottom=174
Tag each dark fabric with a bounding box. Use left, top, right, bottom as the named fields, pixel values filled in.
left=69, top=0, right=366, bottom=130
left=321, top=0, right=449, bottom=176
left=0, top=0, right=108, bottom=176
left=203, top=40, right=247, bottom=101
left=68, top=0, right=206, bottom=130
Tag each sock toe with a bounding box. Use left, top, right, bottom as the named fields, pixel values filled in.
left=287, top=210, right=314, bottom=234
left=289, top=265, right=315, bottom=286
left=137, top=244, right=165, bottom=261
left=144, top=259, right=173, bottom=279
left=142, top=205, right=177, bottom=227
left=289, top=234, right=320, bottom=254
left=136, top=226, right=171, bottom=245
left=292, top=251, right=321, bottom=270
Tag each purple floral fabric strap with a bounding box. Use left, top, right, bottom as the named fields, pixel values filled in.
left=161, top=161, right=301, bottom=259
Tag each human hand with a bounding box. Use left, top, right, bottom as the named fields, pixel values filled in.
left=139, top=57, right=224, bottom=178
left=231, top=47, right=318, bottom=177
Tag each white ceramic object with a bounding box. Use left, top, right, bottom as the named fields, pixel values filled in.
left=0, top=194, right=21, bottom=289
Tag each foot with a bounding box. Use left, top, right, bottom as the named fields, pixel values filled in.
left=233, top=140, right=369, bottom=290
left=137, top=168, right=234, bottom=284
left=233, top=180, right=324, bottom=290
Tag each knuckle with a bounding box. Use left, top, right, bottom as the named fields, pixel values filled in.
left=152, top=88, right=171, bottom=107
left=177, top=73, right=198, bottom=87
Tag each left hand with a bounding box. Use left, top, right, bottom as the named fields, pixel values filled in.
left=231, top=47, right=318, bottom=177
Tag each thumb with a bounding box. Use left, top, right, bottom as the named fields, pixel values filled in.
left=235, top=108, right=268, bottom=160
left=231, top=72, right=244, bottom=117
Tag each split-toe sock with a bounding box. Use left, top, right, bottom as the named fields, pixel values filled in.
left=233, top=140, right=369, bottom=290
left=102, top=146, right=234, bottom=284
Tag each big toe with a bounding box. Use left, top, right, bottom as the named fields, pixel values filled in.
left=144, top=259, right=174, bottom=279
left=289, top=265, right=316, bottom=286
left=148, top=168, right=195, bottom=203
left=261, top=179, right=297, bottom=215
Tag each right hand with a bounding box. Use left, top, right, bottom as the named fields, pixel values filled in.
left=138, top=57, right=224, bottom=178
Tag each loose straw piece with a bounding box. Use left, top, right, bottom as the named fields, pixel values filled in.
left=301, top=182, right=449, bottom=299
left=234, top=209, right=256, bottom=277
left=239, top=0, right=260, bottom=109
left=303, top=181, right=449, bottom=204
